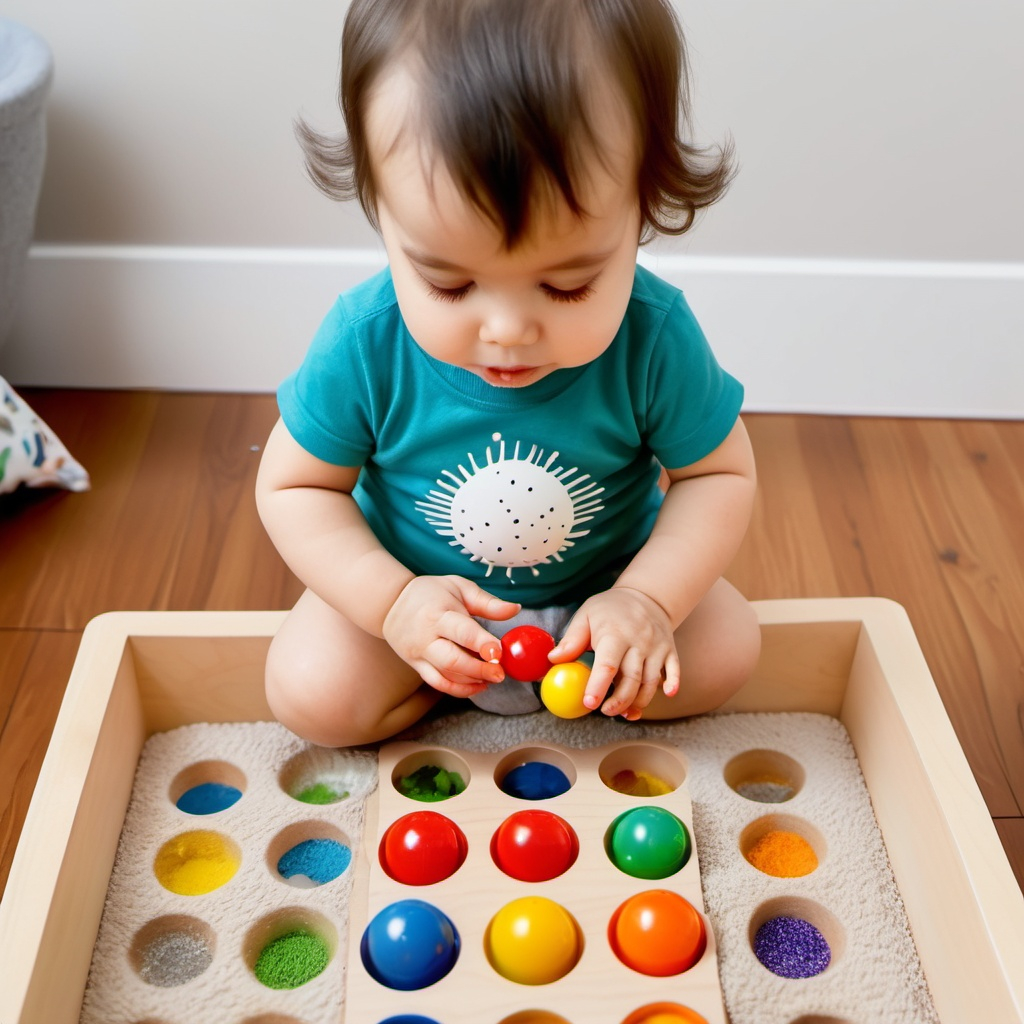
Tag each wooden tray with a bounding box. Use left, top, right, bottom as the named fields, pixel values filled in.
left=1, top=599, right=1021, bottom=1022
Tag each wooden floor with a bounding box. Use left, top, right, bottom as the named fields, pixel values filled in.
left=1, top=390, right=1022, bottom=902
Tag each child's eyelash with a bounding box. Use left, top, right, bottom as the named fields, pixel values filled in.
left=421, top=279, right=596, bottom=304
left=542, top=282, right=595, bottom=304
left=424, top=281, right=473, bottom=303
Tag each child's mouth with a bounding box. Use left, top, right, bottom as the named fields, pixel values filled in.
left=480, top=365, right=540, bottom=387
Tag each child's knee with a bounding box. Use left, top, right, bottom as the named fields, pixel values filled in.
left=710, top=599, right=761, bottom=704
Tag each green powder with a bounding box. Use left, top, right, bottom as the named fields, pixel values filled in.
left=295, top=781, right=348, bottom=805
left=253, top=929, right=330, bottom=989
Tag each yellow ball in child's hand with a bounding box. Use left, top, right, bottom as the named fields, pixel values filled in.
left=540, top=661, right=592, bottom=718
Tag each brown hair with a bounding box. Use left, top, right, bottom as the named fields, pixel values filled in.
left=297, top=0, right=733, bottom=246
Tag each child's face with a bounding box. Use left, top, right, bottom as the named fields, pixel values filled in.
left=367, top=71, right=641, bottom=389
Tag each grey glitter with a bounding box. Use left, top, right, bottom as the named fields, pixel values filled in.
left=735, top=780, right=796, bottom=803
left=138, top=931, right=213, bottom=987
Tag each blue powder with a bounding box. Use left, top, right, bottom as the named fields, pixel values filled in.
left=277, top=838, right=352, bottom=886
left=175, top=782, right=242, bottom=815
left=500, top=762, right=571, bottom=800
left=753, top=915, right=831, bottom=979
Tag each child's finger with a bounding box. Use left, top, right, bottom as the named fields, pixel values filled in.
left=582, top=638, right=626, bottom=710
left=601, top=648, right=645, bottom=715
left=452, top=576, right=521, bottom=620
left=549, top=614, right=591, bottom=663
left=662, top=650, right=681, bottom=698
left=435, top=611, right=506, bottom=675
left=426, top=635, right=504, bottom=684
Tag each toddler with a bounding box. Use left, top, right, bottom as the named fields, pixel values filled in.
left=256, top=0, right=761, bottom=747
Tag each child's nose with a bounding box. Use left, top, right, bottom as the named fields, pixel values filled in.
left=479, top=305, right=539, bottom=347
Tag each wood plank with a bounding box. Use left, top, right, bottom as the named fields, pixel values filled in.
left=0, top=630, right=82, bottom=895
left=0, top=391, right=298, bottom=629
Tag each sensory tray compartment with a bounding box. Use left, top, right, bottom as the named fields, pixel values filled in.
left=0, top=599, right=1022, bottom=1023
left=346, top=740, right=723, bottom=1023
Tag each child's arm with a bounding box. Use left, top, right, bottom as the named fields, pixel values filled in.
left=256, top=419, right=515, bottom=695
left=550, top=417, right=757, bottom=718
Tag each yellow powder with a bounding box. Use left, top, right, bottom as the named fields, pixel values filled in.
left=154, top=830, right=240, bottom=895
left=609, top=768, right=674, bottom=797
left=745, top=829, right=818, bottom=877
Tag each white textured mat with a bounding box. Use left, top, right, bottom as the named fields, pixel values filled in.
left=81, top=711, right=939, bottom=1024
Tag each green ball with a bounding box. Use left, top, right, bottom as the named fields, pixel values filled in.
left=606, top=806, right=691, bottom=879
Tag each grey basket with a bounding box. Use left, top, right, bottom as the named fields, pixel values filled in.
left=0, top=18, right=53, bottom=351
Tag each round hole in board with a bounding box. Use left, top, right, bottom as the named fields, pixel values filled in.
left=724, top=749, right=806, bottom=803
left=739, top=814, right=826, bottom=878
left=129, top=915, right=214, bottom=987
left=153, top=830, right=241, bottom=896
left=169, top=760, right=246, bottom=815
left=243, top=907, right=338, bottom=990
left=266, top=820, right=354, bottom=888
left=391, top=748, right=471, bottom=803
left=279, top=747, right=375, bottom=806
left=599, top=743, right=686, bottom=797
left=749, top=896, right=844, bottom=979
left=494, top=745, right=577, bottom=800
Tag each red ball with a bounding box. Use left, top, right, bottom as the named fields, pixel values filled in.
left=490, top=809, right=579, bottom=882
left=379, top=811, right=468, bottom=886
left=500, top=625, right=556, bottom=682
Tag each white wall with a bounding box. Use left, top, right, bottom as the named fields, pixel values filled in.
left=3, top=0, right=1022, bottom=414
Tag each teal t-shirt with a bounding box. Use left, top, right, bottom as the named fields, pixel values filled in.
left=278, top=264, right=743, bottom=606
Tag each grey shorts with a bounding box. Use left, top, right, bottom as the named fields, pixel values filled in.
left=470, top=604, right=580, bottom=715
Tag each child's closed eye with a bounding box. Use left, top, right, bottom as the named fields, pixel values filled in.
left=423, top=280, right=474, bottom=303
left=541, top=282, right=595, bottom=304
left=419, top=276, right=596, bottom=305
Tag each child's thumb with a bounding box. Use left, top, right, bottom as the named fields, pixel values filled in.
left=550, top=618, right=591, bottom=663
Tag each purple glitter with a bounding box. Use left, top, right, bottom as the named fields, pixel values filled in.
left=753, top=915, right=831, bottom=979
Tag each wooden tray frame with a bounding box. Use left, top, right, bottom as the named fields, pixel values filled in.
left=1, top=598, right=1021, bottom=1023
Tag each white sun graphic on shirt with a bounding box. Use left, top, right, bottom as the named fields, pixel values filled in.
left=415, top=433, right=605, bottom=580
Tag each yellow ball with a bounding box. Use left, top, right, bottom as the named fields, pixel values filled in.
left=484, top=896, right=581, bottom=984
left=540, top=661, right=591, bottom=719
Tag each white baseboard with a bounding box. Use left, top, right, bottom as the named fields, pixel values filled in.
left=4, top=245, right=1023, bottom=418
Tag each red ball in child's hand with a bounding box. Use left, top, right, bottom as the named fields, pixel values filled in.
left=500, top=625, right=556, bottom=682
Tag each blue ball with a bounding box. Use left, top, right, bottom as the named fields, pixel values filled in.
left=378, top=1018, right=442, bottom=1024
left=361, top=899, right=460, bottom=991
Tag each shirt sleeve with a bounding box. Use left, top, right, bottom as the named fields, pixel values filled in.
left=642, top=290, right=744, bottom=470
left=277, top=296, right=376, bottom=467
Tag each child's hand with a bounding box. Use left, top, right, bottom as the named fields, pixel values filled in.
left=550, top=587, right=680, bottom=720
left=382, top=575, right=520, bottom=697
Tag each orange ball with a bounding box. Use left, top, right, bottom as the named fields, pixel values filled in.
left=620, top=1005, right=709, bottom=1024
left=608, top=889, right=706, bottom=976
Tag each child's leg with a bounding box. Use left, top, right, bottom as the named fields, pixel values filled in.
left=265, top=588, right=442, bottom=747
left=641, top=577, right=761, bottom=719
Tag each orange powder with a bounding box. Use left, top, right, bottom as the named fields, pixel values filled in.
left=745, top=829, right=818, bottom=877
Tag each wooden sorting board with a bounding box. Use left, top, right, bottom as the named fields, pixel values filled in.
left=345, top=740, right=726, bottom=1024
